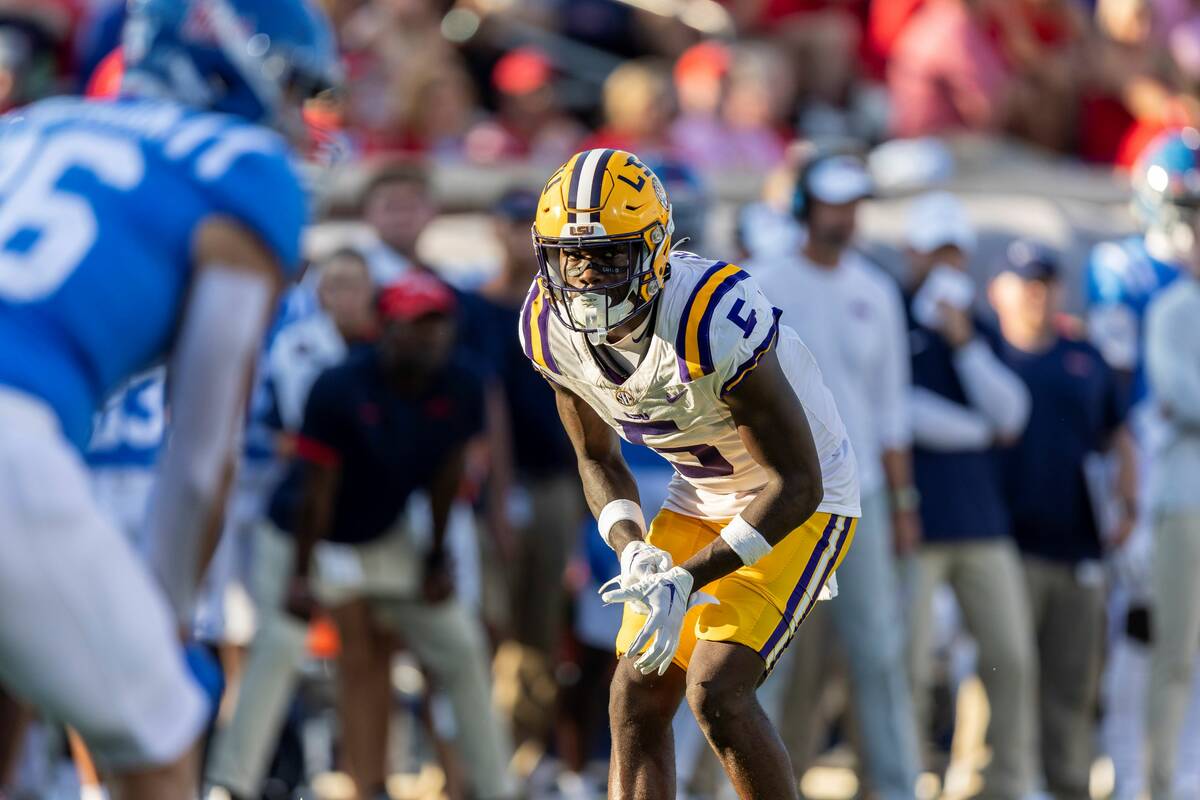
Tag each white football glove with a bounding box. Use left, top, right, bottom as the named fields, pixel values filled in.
left=599, top=540, right=673, bottom=615
left=602, top=566, right=718, bottom=676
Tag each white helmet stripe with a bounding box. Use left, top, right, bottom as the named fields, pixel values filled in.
left=573, top=148, right=608, bottom=225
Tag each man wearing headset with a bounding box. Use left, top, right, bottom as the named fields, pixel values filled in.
left=748, top=154, right=921, bottom=800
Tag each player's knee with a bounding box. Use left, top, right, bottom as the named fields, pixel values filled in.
left=609, top=666, right=672, bottom=728
left=685, top=674, right=756, bottom=737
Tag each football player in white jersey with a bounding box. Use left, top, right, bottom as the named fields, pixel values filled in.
left=518, top=149, right=860, bottom=799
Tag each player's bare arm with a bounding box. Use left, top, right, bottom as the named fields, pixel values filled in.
left=681, top=349, right=824, bottom=590
left=144, top=217, right=283, bottom=622
left=551, top=380, right=644, bottom=552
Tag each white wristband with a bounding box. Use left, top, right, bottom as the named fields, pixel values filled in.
left=721, top=514, right=772, bottom=566
left=598, top=499, right=646, bottom=550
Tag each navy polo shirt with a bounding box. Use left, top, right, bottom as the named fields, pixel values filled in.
left=485, top=299, right=576, bottom=478
left=268, top=347, right=485, bottom=545
left=907, top=307, right=1011, bottom=543
left=997, top=334, right=1127, bottom=563
left=453, top=286, right=501, bottom=382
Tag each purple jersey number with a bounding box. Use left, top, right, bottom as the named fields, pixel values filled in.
left=617, top=418, right=734, bottom=479
left=727, top=298, right=758, bottom=338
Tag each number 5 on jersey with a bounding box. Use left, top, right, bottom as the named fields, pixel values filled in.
left=618, top=418, right=734, bottom=479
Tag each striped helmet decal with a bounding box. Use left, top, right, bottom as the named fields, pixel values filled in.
left=566, top=148, right=617, bottom=224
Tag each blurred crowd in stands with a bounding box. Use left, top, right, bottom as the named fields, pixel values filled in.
left=15, top=0, right=1200, bottom=167
left=4, top=1, right=1200, bottom=800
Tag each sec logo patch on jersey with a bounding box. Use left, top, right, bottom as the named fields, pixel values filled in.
left=615, top=388, right=636, bottom=406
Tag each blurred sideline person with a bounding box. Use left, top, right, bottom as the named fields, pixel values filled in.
left=0, top=0, right=338, bottom=797
left=269, top=249, right=377, bottom=432
left=901, top=193, right=1036, bottom=799
left=522, top=148, right=860, bottom=800
left=990, top=242, right=1136, bottom=800
left=357, top=157, right=507, bottom=592
left=360, top=159, right=437, bottom=282
left=479, top=189, right=587, bottom=760
left=748, top=154, right=920, bottom=799
left=1086, top=128, right=1200, bottom=800
left=208, top=273, right=514, bottom=800
left=204, top=248, right=377, bottom=796
left=1145, top=212, right=1200, bottom=800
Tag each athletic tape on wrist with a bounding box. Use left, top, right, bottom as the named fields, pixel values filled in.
left=598, top=499, right=646, bottom=550
left=721, top=514, right=772, bottom=566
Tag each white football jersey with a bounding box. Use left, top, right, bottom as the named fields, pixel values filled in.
left=519, top=251, right=860, bottom=521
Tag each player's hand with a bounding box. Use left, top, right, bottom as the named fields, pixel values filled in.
left=284, top=574, right=318, bottom=622
left=598, top=540, right=673, bottom=615
left=892, top=509, right=923, bottom=556
left=621, top=540, right=672, bottom=581
left=423, top=546, right=455, bottom=604
left=602, top=566, right=718, bottom=676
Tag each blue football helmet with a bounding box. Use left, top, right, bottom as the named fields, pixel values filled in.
left=122, top=0, right=341, bottom=136
left=1131, top=127, right=1200, bottom=264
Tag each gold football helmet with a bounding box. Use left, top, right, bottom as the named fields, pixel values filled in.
left=533, top=149, right=674, bottom=337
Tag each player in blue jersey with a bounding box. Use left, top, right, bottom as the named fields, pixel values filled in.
left=0, top=1, right=339, bottom=797
left=1087, top=128, right=1200, bottom=800
left=1086, top=130, right=1195, bottom=402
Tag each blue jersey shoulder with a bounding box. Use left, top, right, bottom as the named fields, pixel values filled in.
left=157, top=106, right=308, bottom=276
left=0, top=97, right=307, bottom=448
left=1085, top=236, right=1179, bottom=313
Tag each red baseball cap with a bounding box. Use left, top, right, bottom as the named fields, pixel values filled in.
left=377, top=272, right=457, bottom=322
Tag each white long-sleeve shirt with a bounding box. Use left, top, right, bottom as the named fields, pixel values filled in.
left=909, top=335, right=1031, bottom=451
left=749, top=249, right=912, bottom=495
left=1145, top=277, right=1200, bottom=512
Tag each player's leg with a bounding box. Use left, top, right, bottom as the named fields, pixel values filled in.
left=686, top=640, right=797, bottom=800
left=0, top=398, right=208, bottom=799
left=608, top=656, right=688, bottom=799
left=681, top=512, right=855, bottom=800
